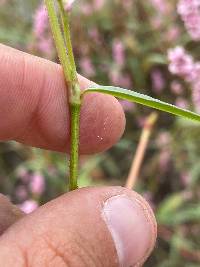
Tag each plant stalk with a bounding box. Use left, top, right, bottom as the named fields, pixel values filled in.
left=44, top=0, right=71, bottom=81
left=69, top=103, right=80, bottom=190
left=57, top=0, right=77, bottom=82
left=45, top=0, right=81, bottom=190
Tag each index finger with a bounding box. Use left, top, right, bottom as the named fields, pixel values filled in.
left=0, top=44, right=125, bottom=154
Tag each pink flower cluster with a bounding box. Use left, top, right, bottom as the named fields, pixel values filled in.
left=168, top=46, right=195, bottom=82
left=156, top=132, right=171, bottom=172
left=177, top=0, right=200, bottom=41
left=29, top=173, right=45, bottom=195
left=168, top=46, right=200, bottom=112
left=79, top=58, right=95, bottom=77
left=120, top=100, right=135, bottom=112
left=16, top=168, right=46, bottom=214
left=64, top=0, right=76, bottom=11
left=82, top=0, right=105, bottom=15
left=112, top=40, right=125, bottom=67
left=150, top=0, right=171, bottom=14
left=109, top=70, right=132, bottom=88
left=19, top=200, right=38, bottom=214
left=151, top=69, right=165, bottom=93
left=109, top=39, right=133, bottom=90
left=150, top=0, right=173, bottom=31
left=33, top=3, right=53, bottom=57
left=31, top=1, right=79, bottom=56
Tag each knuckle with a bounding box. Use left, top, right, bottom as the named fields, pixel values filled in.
left=24, top=235, right=69, bottom=267
left=25, top=232, right=104, bottom=267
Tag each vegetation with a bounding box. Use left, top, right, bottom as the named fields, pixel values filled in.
left=0, top=0, right=200, bottom=266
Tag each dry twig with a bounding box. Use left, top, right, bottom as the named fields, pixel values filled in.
left=125, top=112, right=158, bottom=189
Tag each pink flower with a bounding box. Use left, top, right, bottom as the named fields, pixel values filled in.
left=109, top=69, right=119, bottom=85
left=175, top=97, right=189, bottom=109
left=177, top=0, right=200, bottom=40
left=109, top=69, right=131, bottom=88
left=192, top=81, right=200, bottom=112
left=37, top=38, right=53, bottom=54
left=156, top=132, right=171, bottom=147
left=120, top=100, right=135, bottom=112
left=150, top=0, right=171, bottom=14
left=122, top=0, right=133, bottom=10
left=64, top=0, right=76, bottom=11
left=17, top=167, right=30, bottom=183
left=88, top=28, right=101, bottom=45
left=80, top=58, right=95, bottom=77
left=29, top=173, right=45, bottom=195
left=151, top=17, right=162, bottom=30
left=190, top=63, right=200, bottom=111
left=177, top=0, right=200, bottom=16
left=112, top=40, right=125, bottom=67
left=33, top=4, right=48, bottom=37
left=167, top=46, right=196, bottom=82
left=170, top=81, right=183, bottom=95
left=19, top=200, right=38, bottom=214
left=166, top=27, right=180, bottom=42
left=151, top=69, right=165, bottom=93
left=168, top=47, right=200, bottom=112
left=82, top=4, right=93, bottom=15
left=15, top=186, right=28, bottom=201
left=119, top=74, right=132, bottom=88
left=180, top=172, right=191, bottom=186
left=33, top=3, right=53, bottom=56
left=93, top=0, right=105, bottom=11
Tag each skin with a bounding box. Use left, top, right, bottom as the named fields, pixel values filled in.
left=0, top=44, right=157, bottom=267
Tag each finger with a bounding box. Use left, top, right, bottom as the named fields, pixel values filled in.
left=0, top=44, right=125, bottom=154
left=0, top=187, right=157, bottom=267
left=0, top=194, right=24, bottom=235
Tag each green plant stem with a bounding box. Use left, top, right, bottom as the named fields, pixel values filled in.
left=56, top=0, right=80, bottom=104
left=44, top=0, right=71, bottom=81
left=45, top=0, right=81, bottom=190
left=57, top=0, right=77, bottom=82
left=69, top=103, right=80, bottom=190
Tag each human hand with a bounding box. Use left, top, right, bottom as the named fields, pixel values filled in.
left=0, top=44, right=157, bottom=267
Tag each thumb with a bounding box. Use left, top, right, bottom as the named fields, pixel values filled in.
left=0, top=187, right=157, bottom=267
left=0, top=194, right=24, bottom=235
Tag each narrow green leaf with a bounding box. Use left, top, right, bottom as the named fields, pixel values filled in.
left=82, top=86, right=200, bottom=122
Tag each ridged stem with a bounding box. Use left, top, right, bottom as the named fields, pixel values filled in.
left=69, top=103, right=80, bottom=190
left=45, top=0, right=81, bottom=190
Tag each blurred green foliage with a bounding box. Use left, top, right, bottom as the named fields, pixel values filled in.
left=0, top=0, right=200, bottom=266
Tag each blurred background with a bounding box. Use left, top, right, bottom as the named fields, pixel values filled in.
left=0, top=0, right=200, bottom=266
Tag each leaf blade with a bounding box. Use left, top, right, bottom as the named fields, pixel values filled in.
left=82, top=86, right=200, bottom=122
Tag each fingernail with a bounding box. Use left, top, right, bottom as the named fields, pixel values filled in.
left=103, top=195, right=155, bottom=267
